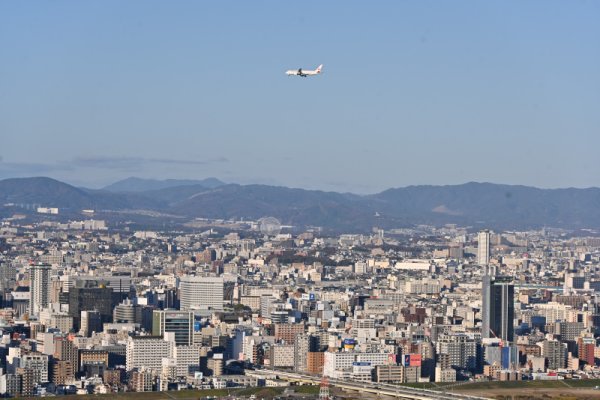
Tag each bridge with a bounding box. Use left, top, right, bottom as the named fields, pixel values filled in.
left=248, top=369, right=491, bottom=400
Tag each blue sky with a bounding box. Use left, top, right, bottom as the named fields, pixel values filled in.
left=1, top=1, right=599, bottom=193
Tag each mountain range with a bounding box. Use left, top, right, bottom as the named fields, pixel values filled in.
left=1, top=177, right=600, bottom=232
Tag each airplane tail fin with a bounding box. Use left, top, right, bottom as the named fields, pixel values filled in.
left=316, top=64, right=323, bottom=73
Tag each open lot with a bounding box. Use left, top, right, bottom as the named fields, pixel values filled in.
left=450, top=379, right=600, bottom=399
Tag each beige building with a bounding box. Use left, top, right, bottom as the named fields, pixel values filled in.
left=269, top=344, right=295, bottom=368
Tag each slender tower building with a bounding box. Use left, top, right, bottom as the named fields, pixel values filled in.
left=30, top=263, right=51, bottom=317
left=477, top=230, right=491, bottom=266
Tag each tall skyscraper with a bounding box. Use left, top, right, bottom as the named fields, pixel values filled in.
left=477, top=230, right=490, bottom=266
left=482, top=275, right=514, bottom=342
left=30, top=264, right=51, bottom=317
left=179, top=276, right=223, bottom=311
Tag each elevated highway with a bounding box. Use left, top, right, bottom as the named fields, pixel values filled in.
left=248, top=369, right=491, bottom=400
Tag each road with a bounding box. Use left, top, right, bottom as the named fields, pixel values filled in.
left=248, top=369, right=491, bottom=400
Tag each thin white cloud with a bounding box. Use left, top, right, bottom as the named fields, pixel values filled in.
left=0, top=156, right=229, bottom=176
left=71, top=156, right=229, bottom=169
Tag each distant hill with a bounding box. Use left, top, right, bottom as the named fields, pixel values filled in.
left=0, top=177, right=101, bottom=209
left=371, top=182, right=600, bottom=230
left=2, top=177, right=600, bottom=231
left=168, top=184, right=377, bottom=231
left=0, top=177, right=164, bottom=212
left=102, top=177, right=225, bottom=192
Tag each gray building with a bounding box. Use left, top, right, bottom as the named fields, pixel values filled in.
left=0, top=262, right=17, bottom=293
left=541, top=340, right=567, bottom=370
left=482, top=275, right=515, bottom=342
left=556, top=322, right=585, bottom=342
left=436, top=334, right=479, bottom=372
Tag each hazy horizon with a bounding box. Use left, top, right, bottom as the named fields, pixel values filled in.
left=4, top=174, right=600, bottom=196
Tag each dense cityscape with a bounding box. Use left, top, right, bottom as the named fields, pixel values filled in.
left=0, top=209, right=599, bottom=398
left=2, top=1, right=598, bottom=399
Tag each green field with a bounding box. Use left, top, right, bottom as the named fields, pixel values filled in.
left=565, top=379, right=600, bottom=388
left=292, top=385, right=321, bottom=394
left=233, top=386, right=286, bottom=397
left=453, top=379, right=600, bottom=391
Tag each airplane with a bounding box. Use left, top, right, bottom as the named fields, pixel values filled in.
left=285, top=64, right=323, bottom=77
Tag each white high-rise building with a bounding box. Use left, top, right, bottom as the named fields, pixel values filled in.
left=323, top=352, right=391, bottom=377
left=179, top=276, right=224, bottom=311
left=477, top=230, right=490, bottom=266
left=126, top=335, right=174, bottom=373
left=30, top=264, right=51, bottom=317
left=172, top=344, right=202, bottom=377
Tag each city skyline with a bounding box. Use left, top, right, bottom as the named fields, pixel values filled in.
left=2, top=216, right=599, bottom=396
left=1, top=1, right=599, bottom=192
left=2, top=2, right=600, bottom=398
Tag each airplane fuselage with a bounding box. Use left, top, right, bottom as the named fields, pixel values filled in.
left=285, top=65, right=323, bottom=77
